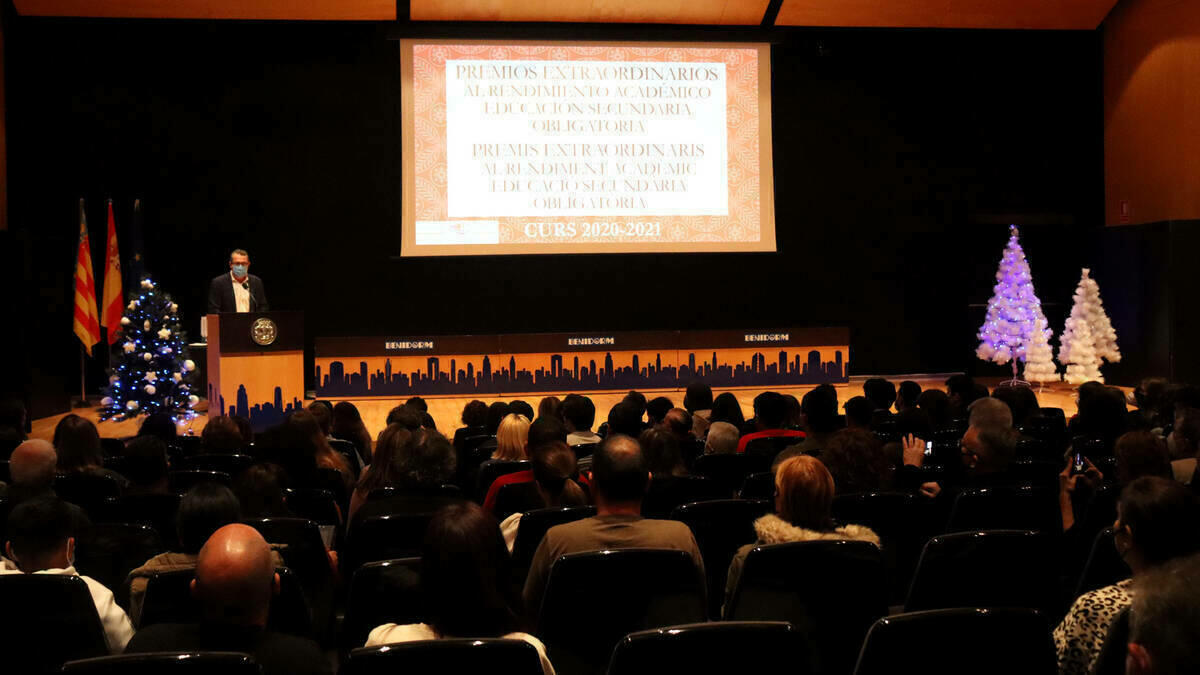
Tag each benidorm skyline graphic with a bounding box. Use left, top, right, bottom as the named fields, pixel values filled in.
left=211, top=384, right=304, bottom=431
left=316, top=349, right=846, bottom=397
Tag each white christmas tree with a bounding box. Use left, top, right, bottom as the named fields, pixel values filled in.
left=1058, top=268, right=1121, bottom=378
left=976, top=225, right=1052, bottom=379
left=1023, top=315, right=1059, bottom=383
left=1061, top=313, right=1103, bottom=384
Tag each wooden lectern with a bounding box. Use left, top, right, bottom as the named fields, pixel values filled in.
left=205, top=311, right=304, bottom=431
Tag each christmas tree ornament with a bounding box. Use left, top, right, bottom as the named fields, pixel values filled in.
left=183, top=359, right=196, bottom=372
left=143, top=319, right=151, bottom=331
left=144, top=384, right=156, bottom=395
left=976, top=225, right=1051, bottom=383
left=142, top=352, right=153, bottom=361
left=157, top=328, right=171, bottom=339
left=123, top=342, right=136, bottom=353
left=120, top=316, right=131, bottom=326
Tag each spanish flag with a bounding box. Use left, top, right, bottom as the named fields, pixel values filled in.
left=100, top=199, right=123, bottom=344
left=73, top=199, right=101, bottom=355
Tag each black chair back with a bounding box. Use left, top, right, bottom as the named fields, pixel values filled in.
left=641, top=475, right=724, bottom=518
left=609, top=621, right=808, bottom=675
left=62, top=652, right=260, bottom=674
left=743, top=435, right=800, bottom=471
left=328, top=438, right=362, bottom=471
left=94, top=493, right=182, bottom=546
left=141, top=567, right=312, bottom=637
left=1075, top=527, right=1131, bottom=597
left=671, top=498, right=772, bottom=618
left=738, top=471, right=775, bottom=501
left=181, top=454, right=256, bottom=477
left=905, top=530, right=1056, bottom=613
left=345, top=512, right=436, bottom=575
left=169, top=470, right=232, bottom=493
left=833, top=491, right=924, bottom=603
left=538, top=549, right=706, bottom=675
left=75, top=521, right=165, bottom=594
left=0, top=459, right=9, bottom=482
left=694, top=453, right=753, bottom=496
left=726, top=540, right=886, bottom=675
left=510, top=505, right=597, bottom=575
left=477, top=459, right=531, bottom=502
left=571, top=442, right=600, bottom=459
left=242, top=518, right=334, bottom=636
left=853, top=607, right=1055, bottom=675
left=342, top=557, right=423, bottom=650
left=946, top=486, right=1060, bottom=534
left=99, top=437, right=126, bottom=457
left=493, top=481, right=544, bottom=521
left=56, top=471, right=123, bottom=512
left=0, top=575, right=109, bottom=673
left=343, top=639, right=542, bottom=675
left=168, top=435, right=204, bottom=457
left=282, top=488, right=340, bottom=526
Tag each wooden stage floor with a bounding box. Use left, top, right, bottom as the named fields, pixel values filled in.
left=30, top=377, right=1099, bottom=443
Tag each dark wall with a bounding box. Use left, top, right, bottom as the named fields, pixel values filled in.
left=4, top=17, right=1104, bottom=415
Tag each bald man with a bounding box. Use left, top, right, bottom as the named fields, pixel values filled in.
left=522, top=434, right=704, bottom=618
left=4, top=439, right=91, bottom=533
left=125, top=524, right=329, bottom=675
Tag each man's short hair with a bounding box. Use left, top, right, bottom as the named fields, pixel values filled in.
left=9, top=440, right=57, bottom=488
left=177, top=483, right=242, bottom=554
left=591, top=435, right=648, bottom=503
left=529, top=416, right=568, bottom=448
left=843, top=396, right=874, bottom=428
left=1119, top=476, right=1200, bottom=567
left=405, top=397, right=429, bottom=412
left=704, top=422, right=740, bottom=455
left=863, top=378, right=897, bottom=410
left=623, top=391, right=647, bottom=415
left=974, top=426, right=1019, bottom=470
left=509, top=400, right=535, bottom=422
left=664, top=409, right=692, bottom=438
left=801, top=385, right=839, bottom=433
left=607, top=401, right=644, bottom=438
left=968, top=397, right=1014, bottom=430
left=1130, top=553, right=1200, bottom=674
left=6, top=497, right=74, bottom=564
left=122, top=435, right=169, bottom=487
left=683, top=383, right=713, bottom=412
left=897, top=381, right=922, bottom=408
left=944, top=374, right=975, bottom=398
left=645, top=397, right=673, bottom=424
left=561, top=395, right=596, bottom=431
left=753, top=391, right=788, bottom=429
left=386, top=405, right=422, bottom=431
left=229, top=248, right=249, bottom=262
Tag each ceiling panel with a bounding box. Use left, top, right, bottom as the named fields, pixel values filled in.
left=409, top=0, right=771, bottom=25
left=12, top=0, right=397, bottom=21
left=776, top=0, right=1119, bottom=30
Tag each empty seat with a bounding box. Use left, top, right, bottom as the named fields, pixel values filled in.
left=670, top=499, right=772, bottom=618
left=74, top=522, right=165, bottom=595
left=694, top=453, right=753, bottom=496
left=140, top=567, right=312, bottom=638
left=181, top=454, right=256, bottom=477
left=477, top=459, right=531, bottom=502
left=726, top=540, right=886, bottom=675
left=608, top=621, right=808, bottom=675
left=62, top=652, right=260, bottom=674
left=343, top=639, right=543, bottom=675
left=342, top=557, right=423, bottom=651
left=854, top=607, right=1055, bottom=675
left=905, top=530, right=1056, bottom=613
left=510, top=505, right=597, bottom=580
left=641, top=475, right=725, bottom=519
left=946, top=486, right=1060, bottom=535
left=538, top=549, right=706, bottom=675
left=168, top=470, right=231, bottom=494
left=1075, top=527, right=1131, bottom=597
left=0, top=575, right=109, bottom=673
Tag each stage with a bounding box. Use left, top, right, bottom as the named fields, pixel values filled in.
left=29, top=377, right=1101, bottom=445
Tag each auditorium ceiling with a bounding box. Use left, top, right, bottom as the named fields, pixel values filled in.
left=14, top=0, right=1121, bottom=29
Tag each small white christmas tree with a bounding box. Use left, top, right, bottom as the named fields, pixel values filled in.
left=1023, top=315, right=1059, bottom=383
left=976, top=225, right=1052, bottom=379
left=1058, top=268, right=1121, bottom=380
left=1061, top=313, right=1103, bottom=384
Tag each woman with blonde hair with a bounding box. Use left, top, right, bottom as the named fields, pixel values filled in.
left=724, top=455, right=879, bottom=609
left=492, top=414, right=531, bottom=461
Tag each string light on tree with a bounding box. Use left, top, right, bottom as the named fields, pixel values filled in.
left=975, top=225, right=1052, bottom=383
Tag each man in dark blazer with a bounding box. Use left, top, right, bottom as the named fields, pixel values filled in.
left=208, top=248, right=269, bottom=313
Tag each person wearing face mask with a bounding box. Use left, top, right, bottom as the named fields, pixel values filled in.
left=1052, top=476, right=1200, bottom=675
left=207, top=248, right=269, bottom=314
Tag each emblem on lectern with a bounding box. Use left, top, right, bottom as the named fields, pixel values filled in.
left=251, top=318, right=278, bottom=346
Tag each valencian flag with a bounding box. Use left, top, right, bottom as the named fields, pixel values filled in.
left=73, top=199, right=101, bottom=355
left=100, top=199, right=123, bottom=344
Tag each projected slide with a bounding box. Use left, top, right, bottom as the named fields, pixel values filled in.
left=399, top=41, right=775, bottom=256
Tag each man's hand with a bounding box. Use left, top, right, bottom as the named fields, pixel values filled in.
left=919, top=481, right=942, bottom=499
left=902, top=434, right=925, bottom=468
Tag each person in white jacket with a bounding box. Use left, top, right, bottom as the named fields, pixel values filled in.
left=1, top=496, right=134, bottom=653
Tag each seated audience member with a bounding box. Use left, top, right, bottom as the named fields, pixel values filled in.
left=537, top=396, right=563, bottom=423
left=967, top=397, right=1014, bottom=430
left=405, top=396, right=429, bottom=413
left=562, top=395, right=601, bottom=446
left=645, top=396, right=674, bottom=428
left=640, top=428, right=687, bottom=477
left=235, top=463, right=293, bottom=519
left=0, top=396, right=27, bottom=459
left=1130, top=377, right=1171, bottom=432
left=842, top=396, right=875, bottom=431
left=126, top=482, right=250, bottom=625
left=1126, top=552, right=1200, bottom=675
left=1071, top=384, right=1129, bottom=452
left=283, top=410, right=354, bottom=488
left=917, top=389, right=952, bottom=430
left=736, top=392, right=803, bottom=454
left=487, top=402, right=514, bottom=436
left=598, top=391, right=649, bottom=439
left=454, top=401, right=488, bottom=448
left=1169, top=410, right=1200, bottom=482
left=307, top=401, right=333, bottom=437
left=53, top=414, right=128, bottom=486
left=783, top=395, right=803, bottom=431
left=863, top=378, right=897, bottom=413
left=125, top=524, right=330, bottom=675
left=990, top=384, right=1040, bottom=428
left=420, top=413, right=437, bottom=431
left=493, top=414, right=531, bottom=461
left=7, top=439, right=62, bottom=504
left=121, top=435, right=171, bottom=496
left=332, top=401, right=373, bottom=464
left=232, top=416, right=254, bottom=446
left=366, top=503, right=555, bottom=675
left=900, top=424, right=1020, bottom=496
left=386, top=404, right=422, bottom=431
left=349, top=424, right=413, bottom=522
left=353, top=430, right=459, bottom=525
left=684, top=383, right=714, bottom=437
left=709, top=392, right=746, bottom=430
left=1054, top=477, right=1200, bottom=675
left=660, top=408, right=693, bottom=443
left=509, top=400, right=535, bottom=423
left=605, top=401, right=646, bottom=439
left=138, top=412, right=179, bottom=444
left=1115, top=432, right=1174, bottom=486
left=1, top=497, right=133, bottom=653
left=482, top=417, right=568, bottom=513
left=201, top=415, right=246, bottom=455
left=724, top=456, right=879, bottom=609
left=895, top=381, right=922, bottom=414
left=945, top=374, right=984, bottom=419
left=499, top=441, right=587, bottom=551
left=522, top=435, right=704, bottom=617
left=703, top=422, right=741, bottom=456
left=821, top=429, right=894, bottom=494
left=774, top=384, right=839, bottom=466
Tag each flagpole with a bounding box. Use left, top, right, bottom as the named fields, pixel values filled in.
left=73, top=345, right=90, bottom=408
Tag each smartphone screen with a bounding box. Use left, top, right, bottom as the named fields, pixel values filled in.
left=1072, top=452, right=1085, bottom=475
left=924, top=440, right=933, bottom=457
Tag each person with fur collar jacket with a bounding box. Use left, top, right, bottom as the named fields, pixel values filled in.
left=724, top=455, right=880, bottom=611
